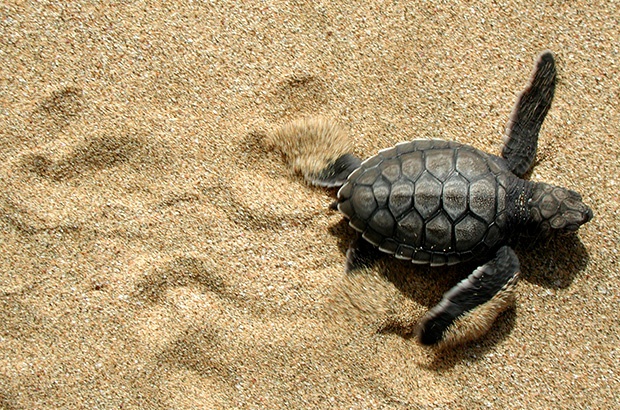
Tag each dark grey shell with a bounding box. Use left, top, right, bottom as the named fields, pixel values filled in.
left=336, top=139, right=517, bottom=266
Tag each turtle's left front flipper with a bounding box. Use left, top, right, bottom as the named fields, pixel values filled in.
left=417, top=246, right=520, bottom=348
left=270, top=116, right=361, bottom=188
left=502, top=51, right=557, bottom=177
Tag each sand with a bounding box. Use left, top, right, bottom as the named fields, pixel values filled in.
left=1, top=1, right=618, bottom=408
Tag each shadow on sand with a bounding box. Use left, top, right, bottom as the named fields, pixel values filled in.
left=327, top=215, right=590, bottom=368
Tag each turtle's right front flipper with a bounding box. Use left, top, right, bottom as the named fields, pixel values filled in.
left=502, top=51, right=557, bottom=177
left=270, top=116, right=361, bottom=188
left=417, top=246, right=520, bottom=348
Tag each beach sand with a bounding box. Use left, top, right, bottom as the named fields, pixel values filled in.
left=1, top=1, right=618, bottom=408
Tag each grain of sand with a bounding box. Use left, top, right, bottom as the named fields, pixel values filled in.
left=1, top=1, right=618, bottom=408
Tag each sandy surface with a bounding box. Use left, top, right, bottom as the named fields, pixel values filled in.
left=1, top=1, right=618, bottom=408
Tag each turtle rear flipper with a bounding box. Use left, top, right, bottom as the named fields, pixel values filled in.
left=308, top=153, right=361, bottom=187
left=417, top=246, right=520, bottom=348
left=271, top=116, right=360, bottom=188
left=345, top=233, right=386, bottom=274
left=502, top=51, right=557, bottom=177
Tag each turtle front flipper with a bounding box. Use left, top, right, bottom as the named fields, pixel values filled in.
left=502, top=51, right=557, bottom=177
left=417, top=246, right=520, bottom=348
left=270, top=116, right=361, bottom=188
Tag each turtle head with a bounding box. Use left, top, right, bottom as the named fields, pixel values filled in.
left=526, top=182, right=593, bottom=240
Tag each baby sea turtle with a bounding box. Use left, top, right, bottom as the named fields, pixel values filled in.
left=270, top=51, right=593, bottom=348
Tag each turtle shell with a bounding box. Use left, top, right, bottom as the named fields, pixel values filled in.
left=336, top=139, right=516, bottom=266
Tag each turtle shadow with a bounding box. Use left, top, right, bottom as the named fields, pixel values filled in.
left=327, top=217, right=357, bottom=253
left=346, top=250, right=519, bottom=366
left=328, top=217, right=590, bottom=296
left=375, top=257, right=519, bottom=362
left=516, top=233, right=589, bottom=289
left=423, top=307, right=518, bottom=371
left=326, top=217, right=590, bottom=363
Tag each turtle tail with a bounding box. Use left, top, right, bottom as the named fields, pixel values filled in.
left=268, top=116, right=361, bottom=188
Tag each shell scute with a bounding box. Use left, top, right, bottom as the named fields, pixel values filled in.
left=379, top=238, right=399, bottom=254
left=400, top=150, right=424, bottom=182
left=351, top=185, right=376, bottom=220
left=443, top=173, right=469, bottom=221
left=360, top=155, right=382, bottom=169
left=456, top=148, right=489, bottom=182
left=469, top=175, right=497, bottom=224
left=396, top=209, right=424, bottom=247
left=395, top=244, right=415, bottom=260
left=380, top=158, right=402, bottom=182
left=425, top=212, right=452, bottom=250
left=425, top=149, right=455, bottom=182
left=454, top=215, right=488, bottom=252
left=369, top=209, right=396, bottom=237
left=372, top=178, right=391, bottom=207
left=388, top=180, right=415, bottom=218
left=362, top=227, right=383, bottom=246
left=414, top=172, right=442, bottom=219
left=355, top=167, right=381, bottom=186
